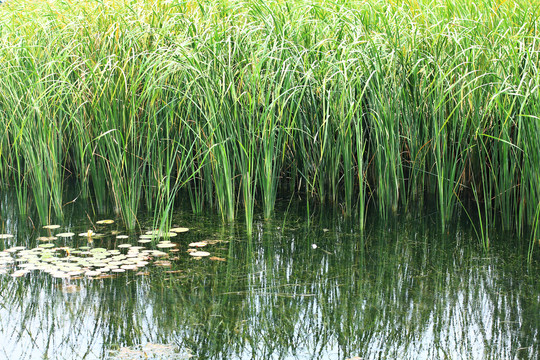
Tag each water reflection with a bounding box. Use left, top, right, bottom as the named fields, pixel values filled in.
left=0, top=198, right=538, bottom=359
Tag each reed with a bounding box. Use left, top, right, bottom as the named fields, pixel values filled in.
left=0, top=0, right=538, bottom=249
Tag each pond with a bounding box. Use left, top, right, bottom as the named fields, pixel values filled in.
left=0, top=193, right=538, bottom=360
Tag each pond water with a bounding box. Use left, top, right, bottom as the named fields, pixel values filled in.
left=0, top=194, right=538, bottom=360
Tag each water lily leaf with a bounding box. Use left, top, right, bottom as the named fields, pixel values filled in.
left=188, top=242, right=207, bottom=248
left=156, top=243, right=177, bottom=249
left=79, top=230, right=95, bottom=237
left=96, top=219, right=114, bottom=225
left=0, top=234, right=14, bottom=239
left=154, top=260, right=172, bottom=267
left=51, top=272, right=70, bottom=279
left=170, top=227, right=189, bottom=233
left=39, top=243, right=55, bottom=248
left=209, top=256, right=226, bottom=262
left=57, top=232, right=75, bottom=238
left=11, top=269, right=29, bottom=277
left=43, top=225, right=60, bottom=229
left=116, top=235, right=129, bottom=239
left=121, top=264, right=138, bottom=270
left=205, top=239, right=228, bottom=245
left=151, top=251, right=168, bottom=257
left=111, top=268, right=126, bottom=273
left=189, top=251, right=210, bottom=257
left=117, top=244, right=132, bottom=248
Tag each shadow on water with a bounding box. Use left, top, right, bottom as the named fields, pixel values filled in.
left=0, top=191, right=538, bottom=359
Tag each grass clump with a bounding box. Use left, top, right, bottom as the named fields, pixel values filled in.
left=0, top=0, right=539, bottom=249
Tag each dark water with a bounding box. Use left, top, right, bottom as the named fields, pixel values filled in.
left=0, top=194, right=539, bottom=360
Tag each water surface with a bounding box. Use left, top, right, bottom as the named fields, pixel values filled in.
left=0, top=197, right=538, bottom=359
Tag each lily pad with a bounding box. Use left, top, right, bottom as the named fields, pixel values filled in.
left=188, top=242, right=207, bottom=248
left=39, top=243, right=56, bottom=248
left=79, top=230, right=95, bottom=237
left=11, top=269, right=29, bottom=277
left=96, top=219, right=114, bottom=225
left=57, top=232, right=75, bottom=238
left=170, top=227, right=189, bottom=233
left=154, top=260, right=172, bottom=267
left=117, top=244, right=132, bottom=248
left=116, top=235, right=129, bottom=239
left=156, top=243, right=177, bottom=249
left=37, top=236, right=57, bottom=242
left=43, top=225, right=60, bottom=229
left=209, top=256, right=226, bottom=262
left=0, top=234, right=14, bottom=239
left=189, top=251, right=210, bottom=257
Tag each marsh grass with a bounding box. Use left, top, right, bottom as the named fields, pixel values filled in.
left=0, top=0, right=539, bottom=251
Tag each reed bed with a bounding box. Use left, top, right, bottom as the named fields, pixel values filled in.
left=0, top=0, right=538, bottom=247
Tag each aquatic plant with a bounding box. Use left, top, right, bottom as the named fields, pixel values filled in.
left=0, top=0, right=538, bottom=252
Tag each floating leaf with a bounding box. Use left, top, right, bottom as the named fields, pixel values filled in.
left=116, top=235, right=129, bottom=239
left=156, top=243, right=177, bottom=249
left=189, top=251, right=210, bottom=257
left=209, top=256, right=226, bottom=262
left=188, top=242, right=207, bottom=248
left=154, top=260, right=172, bottom=267
left=39, top=243, right=55, bottom=248
left=79, top=230, right=95, bottom=237
left=11, top=270, right=29, bottom=277
left=205, top=239, right=228, bottom=245
left=117, top=244, right=132, bottom=248
left=57, top=232, right=75, bottom=238
left=37, top=236, right=57, bottom=242
left=170, top=227, right=189, bottom=233
left=121, top=264, right=138, bottom=270
left=0, top=234, right=14, bottom=239
left=96, top=219, right=114, bottom=225
left=43, top=225, right=60, bottom=229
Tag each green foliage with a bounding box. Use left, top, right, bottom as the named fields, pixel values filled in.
left=0, top=0, right=538, bottom=249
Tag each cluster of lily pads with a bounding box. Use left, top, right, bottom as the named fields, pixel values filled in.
left=0, top=221, right=194, bottom=279
left=0, top=245, right=166, bottom=279
left=0, top=220, right=228, bottom=279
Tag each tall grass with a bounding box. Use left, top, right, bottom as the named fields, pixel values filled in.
left=0, top=0, right=539, bottom=250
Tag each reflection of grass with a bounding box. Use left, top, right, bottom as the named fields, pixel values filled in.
left=0, top=0, right=538, bottom=248
left=0, top=209, right=538, bottom=359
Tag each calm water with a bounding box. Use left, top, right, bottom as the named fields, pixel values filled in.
left=0, top=194, right=538, bottom=360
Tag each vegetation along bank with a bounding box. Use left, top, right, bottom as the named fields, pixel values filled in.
left=0, top=0, right=539, bottom=251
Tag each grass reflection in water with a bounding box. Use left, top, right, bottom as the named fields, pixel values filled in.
left=0, top=205, right=538, bottom=359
